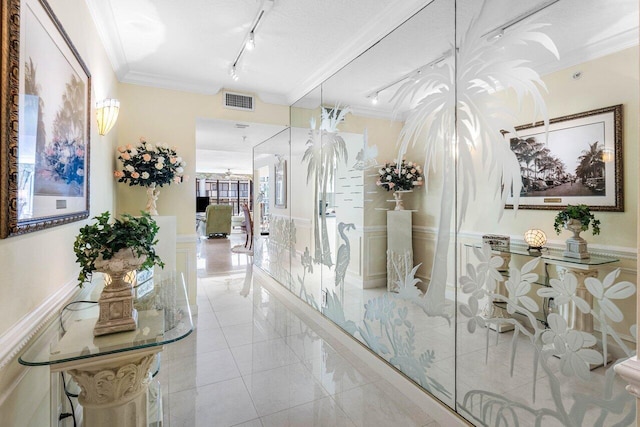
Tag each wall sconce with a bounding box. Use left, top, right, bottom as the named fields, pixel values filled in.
left=96, top=98, right=120, bottom=136
left=524, top=229, right=547, bottom=252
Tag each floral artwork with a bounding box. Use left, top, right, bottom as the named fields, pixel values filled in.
left=40, top=139, right=85, bottom=187
left=4, top=0, right=92, bottom=237
left=376, top=159, right=423, bottom=191
left=31, top=67, right=87, bottom=198
left=114, top=138, right=186, bottom=188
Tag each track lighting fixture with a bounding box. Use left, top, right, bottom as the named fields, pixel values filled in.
left=229, top=0, right=274, bottom=80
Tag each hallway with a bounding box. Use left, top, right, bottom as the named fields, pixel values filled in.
left=160, top=233, right=441, bottom=426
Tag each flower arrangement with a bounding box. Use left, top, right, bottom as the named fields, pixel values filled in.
left=73, top=211, right=164, bottom=286
left=39, top=139, right=85, bottom=185
left=376, top=159, right=423, bottom=191
left=553, top=204, right=601, bottom=235
left=114, top=138, right=186, bottom=187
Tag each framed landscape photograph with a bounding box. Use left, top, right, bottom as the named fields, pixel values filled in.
left=505, top=105, right=623, bottom=211
left=1, top=0, right=91, bottom=237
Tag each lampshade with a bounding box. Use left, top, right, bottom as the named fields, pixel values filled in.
left=96, top=98, right=120, bottom=136
left=524, top=229, right=547, bottom=250
left=602, top=147, right=614, bottom=163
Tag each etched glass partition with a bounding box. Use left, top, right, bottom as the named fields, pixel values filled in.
left=319, top=0, right=457, bottom=408
left=289, top=86, right=324, bottom=308
left=253, top=129, right=291, bottom=285
left=254, top=0, right=639, bottom=424
left=454, top=1, right=638, bottom=425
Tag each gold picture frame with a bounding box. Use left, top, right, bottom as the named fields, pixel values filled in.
left=1, top=0, right=91, bottom=237
left=506, top=105, right=623, bottom=211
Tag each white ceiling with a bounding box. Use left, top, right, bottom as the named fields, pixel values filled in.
left=85, top=0, right=430, bottom=104
left=195, top=118, right=287, bottom=173
left=86, top=0, right=638, bottom=172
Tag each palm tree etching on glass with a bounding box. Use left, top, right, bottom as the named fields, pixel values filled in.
left=391, top=0, right=558, bottom=316
left=303, top=106, right=350, bottom=267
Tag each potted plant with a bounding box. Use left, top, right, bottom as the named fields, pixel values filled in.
left=553, top=204, right=601, bottom=259
left=74, top=211, right=164, bottom=335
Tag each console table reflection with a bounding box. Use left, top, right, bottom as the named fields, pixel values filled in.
left=465, top=243, right=619, bottom=335
left=19, top=272, right=193, bottom=427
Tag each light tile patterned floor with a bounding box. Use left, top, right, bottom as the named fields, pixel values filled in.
left=161, top=233, right=439, bottom=426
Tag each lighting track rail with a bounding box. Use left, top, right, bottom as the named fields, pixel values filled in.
left=229, top=0, right=275, bottom=80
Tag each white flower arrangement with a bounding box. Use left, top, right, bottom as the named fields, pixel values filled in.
left=376, top=159, right=423, bottom=191
left=114, top=138, right=187, bottom=187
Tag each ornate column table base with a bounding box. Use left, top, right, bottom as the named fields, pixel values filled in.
left=52, top=347, right=161, bottom=427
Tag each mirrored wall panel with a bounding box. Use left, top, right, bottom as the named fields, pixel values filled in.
left=253, top=129, right=292, bottom=285
left=289, top=86, right=325, bottom=309
left=454, top=0, right=637, bottom=425
left=254, top=0, right=639, bottom=425
left=320, top=0, right=457, bottom=408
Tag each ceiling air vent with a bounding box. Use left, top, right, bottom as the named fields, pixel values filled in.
left=223, top=91, right=254, bottom=111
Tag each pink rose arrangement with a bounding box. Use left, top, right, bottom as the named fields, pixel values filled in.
left=376, top=159, right=423, bottom=191
left=115, top=138, right=187, bottom=187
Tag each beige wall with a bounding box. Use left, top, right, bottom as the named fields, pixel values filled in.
left=462, top=47, right=639, bottom=249
left=0, top=0, right=119, bottom=424
left=116, top=84, right=290, bottom=308
left=116, top=84, right=290, bottom=234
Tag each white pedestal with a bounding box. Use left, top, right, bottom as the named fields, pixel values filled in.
left=152, top=216, right=177, bottom=276
left=386, top=211, right=413, bottom=292
left=52, top=348, right=161, bottom=427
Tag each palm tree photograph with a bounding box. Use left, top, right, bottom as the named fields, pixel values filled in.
left=505, top=104, right=623, bottom=211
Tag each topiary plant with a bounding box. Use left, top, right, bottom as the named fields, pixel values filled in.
left=73, top=211, right=164, bottom=286
left=553, top=204, right=601, bottom=235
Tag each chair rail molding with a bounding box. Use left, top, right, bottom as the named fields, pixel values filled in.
left=0, top=278, right=78, bottom=371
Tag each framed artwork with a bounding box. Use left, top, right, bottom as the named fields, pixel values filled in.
left=274, top=159, right=287, bottom=208
left=505, top=105, right=623, bottom=211
left=1, top=0, right=91, bottom=238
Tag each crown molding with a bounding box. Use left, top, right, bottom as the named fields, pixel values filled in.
left=121, top=70, right=222, bottom=95
left=85, top=0, right=130, bottom=79
left=538, top=27, right=638, bottom=77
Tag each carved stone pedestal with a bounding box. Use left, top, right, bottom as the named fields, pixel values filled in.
left=387, top=210, right=413, bottom=292
left=94, top=284, right=138, bottom=336
left=52, top=347, right=161, bottom=427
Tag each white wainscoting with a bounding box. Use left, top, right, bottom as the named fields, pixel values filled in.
left=177, top=234, right=198, bottom=314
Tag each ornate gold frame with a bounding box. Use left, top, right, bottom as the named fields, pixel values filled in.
left=0, top=0, right=91, bottom=238
left=506, top=104, right=623, bottom=212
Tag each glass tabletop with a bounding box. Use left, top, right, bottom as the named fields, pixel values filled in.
left=465, top=243, right=619, bottom=266
left=19, top=271, right=193, bottom=366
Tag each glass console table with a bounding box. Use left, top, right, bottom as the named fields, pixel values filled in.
left=464, top=243, right=619, bottom=334
left=19, top=272, right=193, bottom=427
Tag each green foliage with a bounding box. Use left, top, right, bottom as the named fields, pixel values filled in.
left=73, top=211, right=164, bottom=286
left=553, top=204, right=601, bottom=236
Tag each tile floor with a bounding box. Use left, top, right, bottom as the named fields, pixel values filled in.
left=160, top=232, right=440, bottom=426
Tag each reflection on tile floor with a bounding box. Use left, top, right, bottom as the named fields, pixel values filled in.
left=162, top=232, right=439, bottom=426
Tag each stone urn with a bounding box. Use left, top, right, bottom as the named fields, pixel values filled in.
left=563, top=219, right=590, bottom=259
left=93, top=248, right=147, bottom=336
